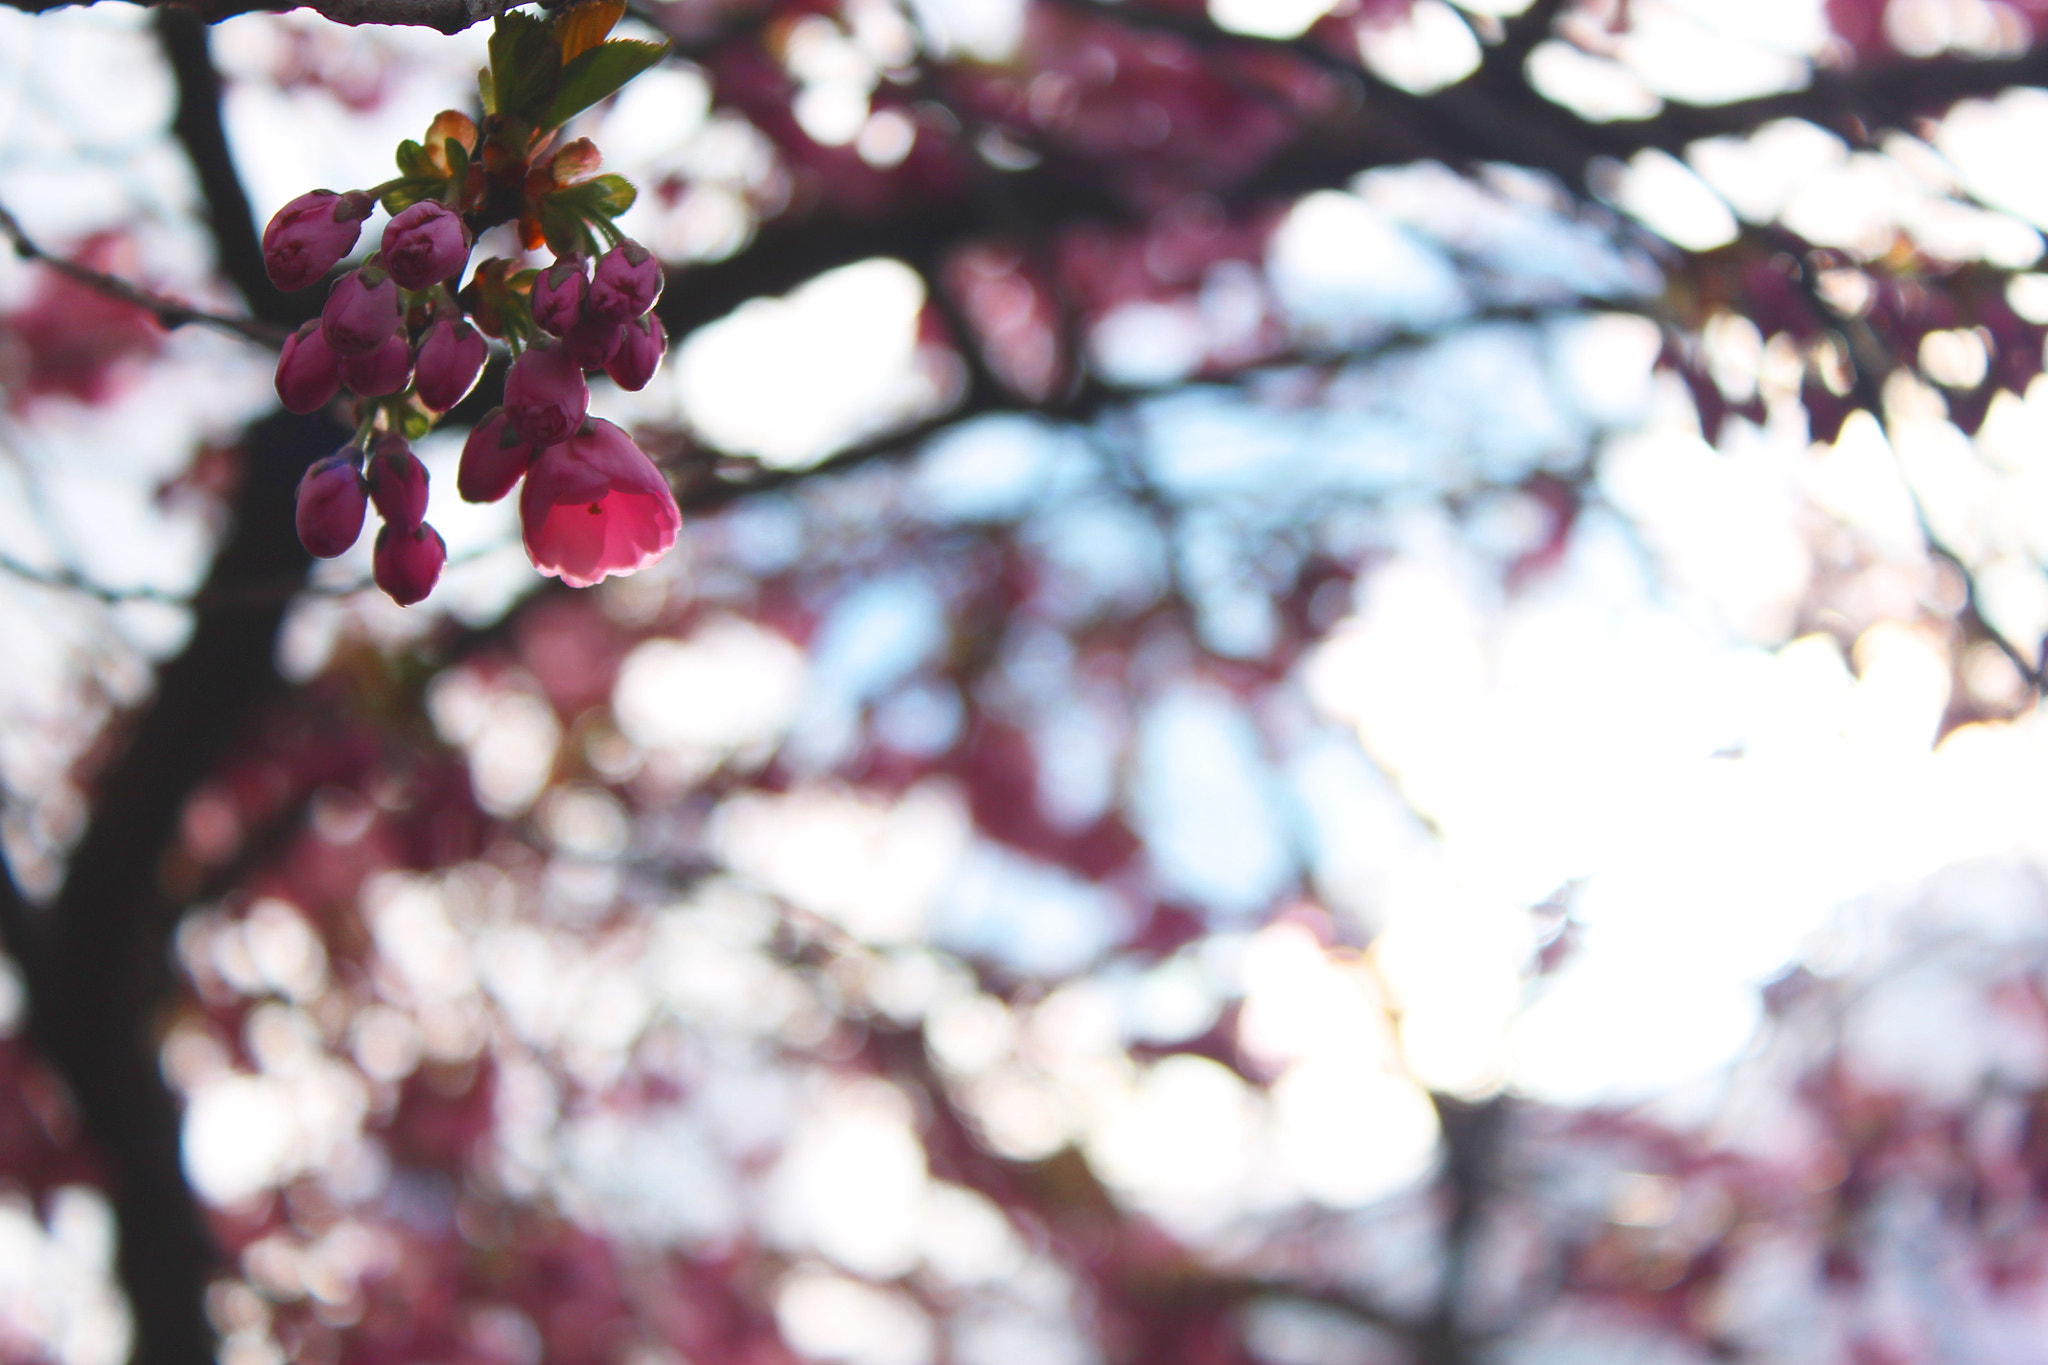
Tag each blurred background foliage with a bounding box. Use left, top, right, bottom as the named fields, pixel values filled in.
left=7, top=0, right=2048, bottom=1362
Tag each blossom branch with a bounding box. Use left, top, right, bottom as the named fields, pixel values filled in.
left=0, top=202, right=287, bottom=348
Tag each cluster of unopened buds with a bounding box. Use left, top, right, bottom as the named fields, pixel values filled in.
left=258, top=1, right=681, bottom=605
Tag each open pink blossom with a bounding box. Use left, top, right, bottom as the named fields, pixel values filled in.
left=275, top=321, right=341, bottom=413
left=518, top=419, right=679, bottom=588
left=379, top=201, right=470, bottom=291
left=263, top=190, right=371, bottom=291
left=458, top=409, right=536, bottom=504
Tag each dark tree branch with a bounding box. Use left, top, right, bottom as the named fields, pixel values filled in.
left=1603, top=43, right=2048, bottom=156
left=0, top=21, right=349, bottom=1365
left=0, top=202, right=286, bottom=346
left=157, top=9, right=309, bottom=329
left=13, top=405, right=340, bottom=1365
left=1416, top=1095, right=1510, bottom=1365
left=16, top=0, right=498, bottom=33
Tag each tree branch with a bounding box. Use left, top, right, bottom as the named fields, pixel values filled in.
left=18, top=403, right=342, bottom=1365
left=0, top=201, right=286, bottom=347
left=13, top=0, right=498, bottom=33
left=157, top=9, right=308, bottom=328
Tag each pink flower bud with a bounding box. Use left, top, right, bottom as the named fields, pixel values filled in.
left=263, top=190, right=371, bottom=291
left=414, top=315, right=488, bottom=411
left=321, top=268, right=401, bottom=356
left=379, top=201, right=472, bottom=291
left=373, top=521, right=447, bottom=606
left=504, top=343, right=588, bottom=446
left=605, top=314, right=666, bottom=392
left=519, top=418, right=679, bottom=588
left=530, top=256, right=588, bottom=337
left=275, top=321, right=341, bottom=413
left=458, top=409, right=537, bottom=504
left=295, top=452, right=368, bottom=559
left=367, top=434, right=430, bottom=530
left=588, top=240, right=662, bottom=324
left=338, top=332, right=414, bottom=397
left=564, top=316, right=622, bottom=370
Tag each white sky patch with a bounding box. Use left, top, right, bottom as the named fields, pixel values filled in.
left=778, top=1271, right=935, bottom=1365
left=768, top=1080, right=930, bottom=1279
left=1209, top=0, right=1338, bottom=40
left=613, top=618, right=808, bottom=770
left=1084, top=1054, right=1263, bottom=1235
left=557, top=1109, right=743, bottom=1246
left=1356, top=1, right=1482, bottom=96
left=1131, top=687, right=1295, bottom=920
left=935, top=841, right=1124, bottom=976
left=1089, top=300, right=1208, bottom=388
left=1268, top=190, right=1470, bottom=339
left=1690, top=119, right=1850, bottom=225
left=212, top=13, right=491, bottom=226
left=902, top=0, right=1024, bottom=60
left=1938, top=89, right=2048, bottom=232
left=0, top=1188, right=130, bottom=1365
left=1524, top=42, right=1663, bottom=123
left=677, top=258, right=956, bottom=468
left=1297, top=448, right=2048, bottom=1105
left=911, top=415, right=1094, bottom=524
left=1603, top=149, right=1740, bottom=251
left=1612, top=0, right=1815, bottom=104
left=715, top=783, right=970, bottom=944
left=182, top=1058, right=369, bottom=1205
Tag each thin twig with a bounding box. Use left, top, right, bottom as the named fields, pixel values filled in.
left=0, top=201, right=288, bottom=348
left=0, top=551, right=196, bottom=605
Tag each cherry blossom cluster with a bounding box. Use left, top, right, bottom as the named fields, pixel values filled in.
left=255, top=3, right=679, bottom=606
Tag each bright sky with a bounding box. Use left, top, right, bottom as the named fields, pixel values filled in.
left=5, top=3, right=2048, bottom=1359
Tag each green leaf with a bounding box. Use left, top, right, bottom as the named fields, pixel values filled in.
left=488, top=10, right=561, bottom=123
left=444, top=137, right=470, bottom=186
left=380, top=178, right=447, bottom=215
left=574, top=173, right=637, bottom=218
left=477, top=64, right=496, bottom=115
left=396, top=139, right=439, bottom=179
left=537, top=38, right=669, bottom=132
left=538, top=197, right=589, bottom=258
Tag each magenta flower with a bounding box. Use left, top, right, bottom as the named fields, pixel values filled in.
left=564, top=316, right=622, bottom=370
left=367, top=435, right=430, bottom=530
left=321, top=268, right=401, bottom=356
left=588, top=240, right=662, bottom=324
left=458, top=409, right=536, bottom=504
left=379, top=201, right=471, bottom=291
left=338, top=332, right=413, bottom=397
left=275, top=321, right=341, bottom=414
left=605, top=314, right=666, bottom=392
left=504, top=343, right=588, bottom=445
left=530, top=256, right=588, bottom=337
left=519, top=419, right=679, bottom=588
left=414, top=315, right=488, bottom=411
left=373, top=521, right=447, bottom=606
left=295, top=452, right=368, bottom=559
left=263, top=190, right=371, bottom=292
